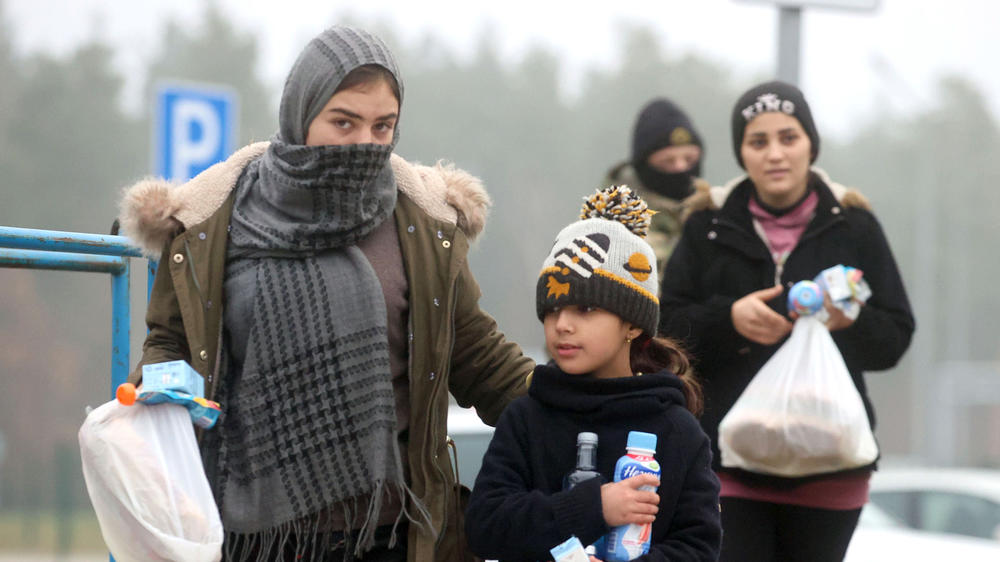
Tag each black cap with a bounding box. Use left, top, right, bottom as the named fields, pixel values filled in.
left=631, top=98, right=703, bottom=166
left=731, top=81, right=820, bottom=169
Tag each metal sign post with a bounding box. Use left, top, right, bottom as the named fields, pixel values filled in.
left=735, top=0, right=881, bottom=84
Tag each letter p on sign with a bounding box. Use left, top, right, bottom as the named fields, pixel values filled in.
left=154, top=83, right=238, bottom=182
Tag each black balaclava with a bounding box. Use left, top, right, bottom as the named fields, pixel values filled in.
left=731, top=80, right=819, bottom=169
left=631, top=98, right=703, bottom=201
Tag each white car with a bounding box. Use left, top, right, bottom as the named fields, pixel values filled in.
left=847, top=502, right=1000, bottom=561
left=447, top=404, right=496, bottom=488
left=869, top=466, right=1000, bottom=542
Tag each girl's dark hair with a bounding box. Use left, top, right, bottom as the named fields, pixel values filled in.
left=630, top=334, right=703, bottom=416
left=335, top=64, right=401, bottom=102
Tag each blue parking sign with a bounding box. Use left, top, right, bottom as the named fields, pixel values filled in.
left=154, top=83, right=238, bottom=182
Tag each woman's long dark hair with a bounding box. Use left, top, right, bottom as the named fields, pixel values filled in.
left=630, top=334, right=703, bottom=416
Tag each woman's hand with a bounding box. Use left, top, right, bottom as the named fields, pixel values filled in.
left=601, top=473, right=660, bottom=527
left=731, top=285, right=793, bottom=345
left=823, top=295, right=860, bottom=332
left=788, top=293, right=860, bottom=331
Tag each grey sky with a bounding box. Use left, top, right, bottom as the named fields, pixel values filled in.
left=5, top=0, right=999, bottom=139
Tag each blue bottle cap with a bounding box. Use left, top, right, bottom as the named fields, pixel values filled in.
left=626, top=431, right=657, bottom=452
left=788, top=280, right=824, bottom=315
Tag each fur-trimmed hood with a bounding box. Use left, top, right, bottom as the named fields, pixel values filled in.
left=119, top=142, right=492, bottom=257
left=682, top=167, right=870, bottom=221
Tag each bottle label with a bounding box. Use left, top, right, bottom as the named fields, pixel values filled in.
left=619, top=457, right=659, bottom=480
left=605, top=453, right=660, bottom=560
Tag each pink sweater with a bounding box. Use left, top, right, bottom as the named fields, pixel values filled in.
left=749, top=191, right=819, bottom=264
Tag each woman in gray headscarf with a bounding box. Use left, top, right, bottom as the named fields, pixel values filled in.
left=119, top=25, right=533, bottom=561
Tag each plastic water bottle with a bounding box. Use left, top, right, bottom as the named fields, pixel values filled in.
left=564, top=432, right=602, bottom=556
left=564, top=432, right=600, bottom=490
left=604, top=431, right=660, bottom=561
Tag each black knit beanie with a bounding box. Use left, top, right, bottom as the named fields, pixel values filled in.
left=631, top=98, right=703, bottom=200
left=730, top=81, right=819, bottom=169
left=631, top=98, right=703, bottom=171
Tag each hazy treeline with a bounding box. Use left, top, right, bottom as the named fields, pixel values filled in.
left=1, top=2, right=999, bottom=510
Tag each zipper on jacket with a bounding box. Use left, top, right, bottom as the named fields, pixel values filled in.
left=777, top=212, right=846, bottom=285
left=433, top=273, right=461, bottom=551
left=745, top=206, right=846, bottom=286
left=748, top=216, right=786, bottom=286
left=445, top=275, right=459, bottom=384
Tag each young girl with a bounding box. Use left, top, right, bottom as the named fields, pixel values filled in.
left=465, top=187, right=722, bottom=561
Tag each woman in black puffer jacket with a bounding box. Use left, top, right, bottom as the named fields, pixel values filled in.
left=658, top=80, right=914, bottom=562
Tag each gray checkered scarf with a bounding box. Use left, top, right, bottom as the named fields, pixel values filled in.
left=212, top=140, right=428, bottom=561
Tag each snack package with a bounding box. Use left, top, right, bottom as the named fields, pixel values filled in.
left=813, top=264, right=871, bottom=321
left=551, top=536, right=592, bottom=562
left=117, top=361, right=221, bottom=429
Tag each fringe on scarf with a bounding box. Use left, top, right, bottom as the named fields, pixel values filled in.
left=222, top=479, right=435, bottom=561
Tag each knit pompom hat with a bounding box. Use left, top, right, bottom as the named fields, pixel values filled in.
left=731, top=80, right=819, bottom=168
left=536, top=186, right=659, bottom=335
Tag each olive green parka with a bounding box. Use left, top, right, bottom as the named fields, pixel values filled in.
left=119, top=142, right=534, bottom=561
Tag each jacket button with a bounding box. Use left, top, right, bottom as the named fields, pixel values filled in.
left=832, top=207, right=841, bottom=214
left=407, top=225, right=415, bottom=233
left=442, top=240, right=451, bottom=249
left=198, top=232, right=207, bottom=240
left=708, top=231, right=718, bottom=240
left=172, top=253, right=184, bottom=263
left=433, top=298, right=440, bottom=307
left=429, top=372, right=436, bottom=380
left=437, top=230, right=443, bottom=239
left=199, top=350, right=208, bottom=361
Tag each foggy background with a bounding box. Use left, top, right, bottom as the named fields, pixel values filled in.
left=1, top=0, right=998, bottom=557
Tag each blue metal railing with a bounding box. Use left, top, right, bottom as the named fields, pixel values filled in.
left=0, top=225, right=149, bottom=397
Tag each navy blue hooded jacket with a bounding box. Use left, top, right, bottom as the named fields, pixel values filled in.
left=465, top=363, right=721, bottom=561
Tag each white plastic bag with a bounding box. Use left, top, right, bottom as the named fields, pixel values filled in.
left=718, top=316, right=878, bottom=477
left=79, top=399, right=223, bottom=562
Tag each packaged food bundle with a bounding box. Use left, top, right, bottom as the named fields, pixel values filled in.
left=718, top=277, right=878, bottom=477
